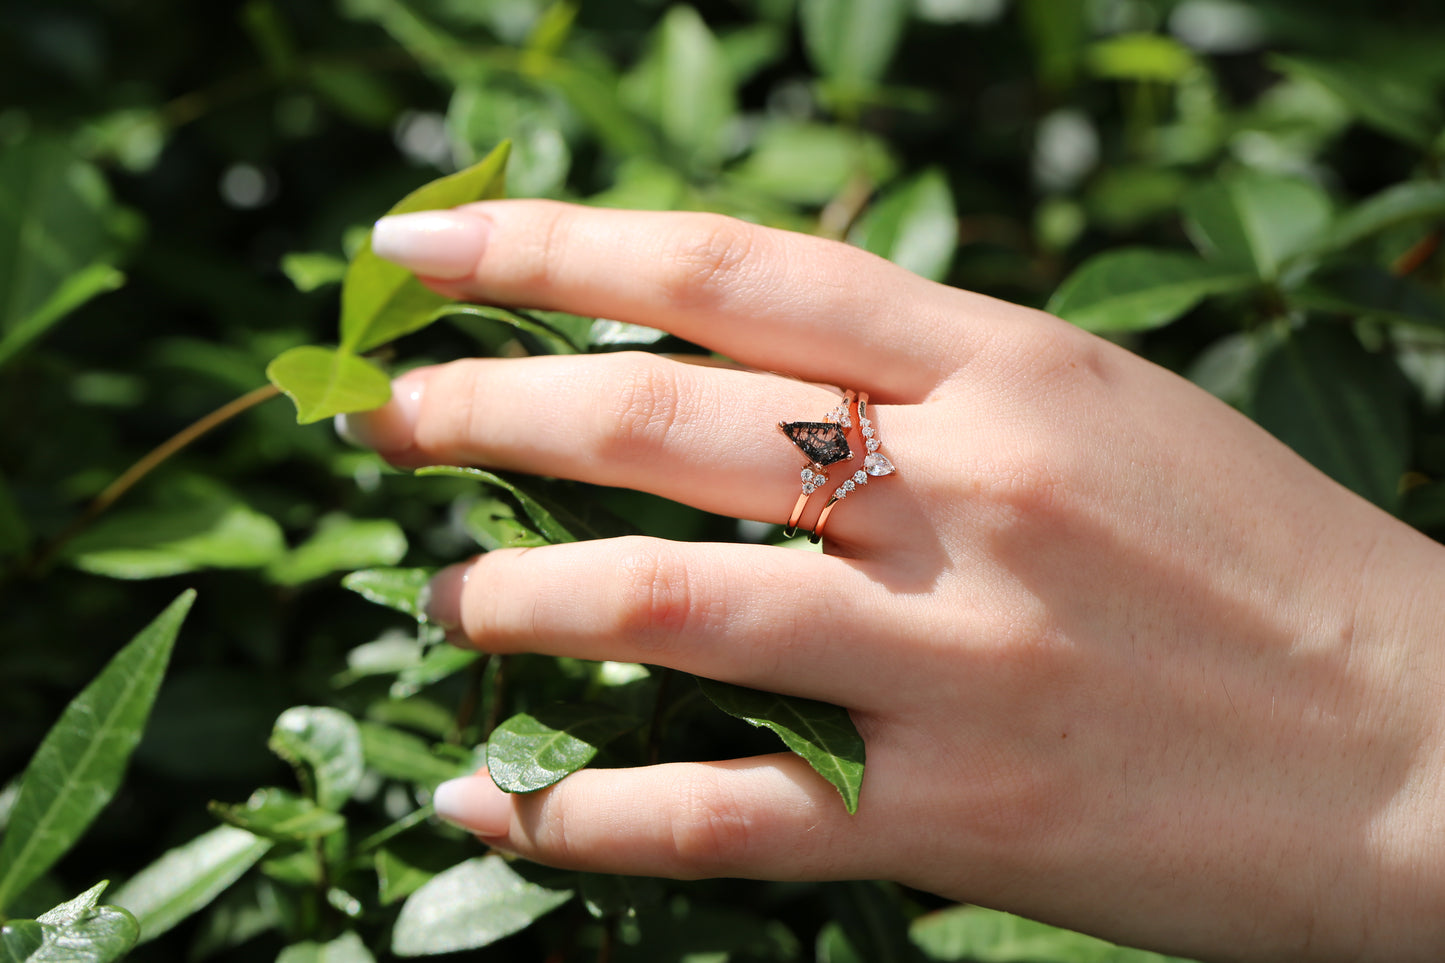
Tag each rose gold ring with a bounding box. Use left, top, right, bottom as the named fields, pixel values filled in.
left=779, top=390, right=855, bottom=538
left=808, top=392, right=895, bottom=544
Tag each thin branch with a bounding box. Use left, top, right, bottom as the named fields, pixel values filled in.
left=33, top=382, right=281, bottom=571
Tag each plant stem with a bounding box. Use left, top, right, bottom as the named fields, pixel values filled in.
left=32, top=382, right=281, bottom=572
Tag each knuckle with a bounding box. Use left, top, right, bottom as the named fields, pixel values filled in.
left=666, top=772, right=755, bottom=874
left=656, top=214, right=762, bottom=310
left=593, top=353, right=684, bottom=460
left=609, top=537, right=698, bottom=647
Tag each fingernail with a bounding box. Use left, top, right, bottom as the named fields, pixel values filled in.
left=433, top=771, right=512, bottom=837
left=334, top=368, right=428, bottom=455
left=371, top=210, right=489, bottom=280
left=421, top=562, right=469, bottom=638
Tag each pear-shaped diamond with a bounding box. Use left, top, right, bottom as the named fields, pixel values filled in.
left=864, top=452, right=895, bottom=477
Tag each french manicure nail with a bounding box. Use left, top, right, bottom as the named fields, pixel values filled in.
left=433, top=772, right=512, bottom=837
left=332, top=369, right=428, bottom=454
left=371, top=210, right=489, bottom=280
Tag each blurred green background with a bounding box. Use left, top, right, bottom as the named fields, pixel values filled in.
left=2, top=0, right=1444, bottom=960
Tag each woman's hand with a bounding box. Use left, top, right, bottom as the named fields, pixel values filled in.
left=343, top=199, right=1445, bottom=962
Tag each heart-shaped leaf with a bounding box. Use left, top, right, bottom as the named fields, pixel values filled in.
left=487, top=705, right=639, bottom=793
left=266, top=345, right=391, bottom=424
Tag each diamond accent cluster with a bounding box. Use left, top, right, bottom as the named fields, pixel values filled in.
left=856, top=400, right=895, bottom=478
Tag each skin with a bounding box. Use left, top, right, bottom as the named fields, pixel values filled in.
left=348, top=199, right=1445, bottom=962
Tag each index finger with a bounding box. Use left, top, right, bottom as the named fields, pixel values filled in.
left=370, top=200, right=1009, bottom=400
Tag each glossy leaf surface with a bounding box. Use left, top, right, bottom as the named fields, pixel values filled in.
left=111, top=826, right=271, bottom=944
left=1183, top=172, right=1331, bottom=279
left=391, top=855, right=571, bottom=956
left=487, top=705, right=638, bottom=793
left=268, top=707, right=365, bottom=810
left=699, top=679, right=865, bottom=814
left=209, top=788, right=346, bottom=841
left=0, top=592, right=194, bottom=912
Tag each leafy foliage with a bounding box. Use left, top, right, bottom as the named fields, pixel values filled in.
left=4, top=0, right=1445, bottom=960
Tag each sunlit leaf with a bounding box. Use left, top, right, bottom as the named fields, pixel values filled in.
left=267, top=515, right=407, bottom=586
left=1251, top=323, right=1410, bottom=511
left=1272, top=55, right=1443, bottom=149
left=800, top=0, right=910, bottom=95
left=340, top=143, right=511, bottom=354
left=276, top=931, right=375, bottom=963
left=23, top=899, right=138, bottom=963
left=464, top=495, right=550, bottom=551
left=621, top=6, right=736, bottom=167
left=432, top=302, right=585, bottom=354
left=280, top=252, right=347, bottom=292
left=0, top=592, right=194, bottom=913
left=34, top=882, right=108, bottom=926
left=1047, top=248, right=1255, bottom=332
left=487, top=705, right=638, bottom=793
left=110, top=826, right=271, bottom=944
left=1087, top=33, right=1198, bottom=82
left=209, top=788, right=346, bottom=841
left=358, top=721, right=468, bottom=787
left=910, top=904, right=1196, bottom=961
left=849, top=168, right=958, bottom=282
left=266, top=345, right=391, bottom=425
left=391, top=855, right=572, bottom=956
left=269, top=707, right=365, bottom=810
left=0, top=919, right=44, bottom=962
left=342, top=568, right=435, bottom=619
left=698, top=679, right=865, bottom=814
left=1182, top=172, right=1332, bottom=279
left=730, top=121, right=896, bottom=205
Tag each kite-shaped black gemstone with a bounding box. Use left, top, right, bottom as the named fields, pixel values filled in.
left=779, top=421, right=852, bottom=466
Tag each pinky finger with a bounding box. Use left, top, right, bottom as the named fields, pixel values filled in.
left=432, top=755, right=878, bottom=882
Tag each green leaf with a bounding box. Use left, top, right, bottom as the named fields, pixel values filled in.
left=209, top=788, right=347, bottom=841
left=464, top=495, right=551, bottom=551
left=391, top=855, right=572, bottom=956
left=280, top=252, right=348, bottom=292
left=276, top=931, right=375, bottom=963
left=34, top=882, right=108, bottom=925
left=1086, top=33, right=1198, bottom=83
left=266, top=345, right=392, bottom=425
left=910, top=904, right=1195, bottom=962
left=342, top=568, right=435, bottom=619
left=1046, top=248, right=1255, bottom=332
left=64, top=481, right=285, bottom=579
left=0, top=264, right=125, bottom=370
left=267, top=514, right=407, bottom=586
left=358, top=721, right=468, bottom=787
left=730, top=121, right=896, bottom=205
left=1272, top=55, right=1444, bottom=149
left=340, top=143, right=511, bottom=354
left=0, top=920, right=43, bottom=963
left=1251, top=323, right=1410, bottom=511
left=433, top=302, right=585, bottom=354
left=1292, top=265, right=1445, bottom=332
left=487, top=705, right=639, bottom=793
left=392, top=646, right=480, bottom=699
left=698, top=679, right=865, bottom=814
left=375, top=849, right=436, bottom=907
left=621, top=6, right=736, bottom=166
left=1316, top=180, right=1445, bottom=253
left=110, top=826, right=271, bottom=944
left=1182, top=172, right=1332, bottom=279
left=0, top=592, right=194, bottom=913
left=799, top=0, right=910, bottom=95
left=24, top=905, right=138, bottom=963
left=269, top=707, right=365, bottom=811
left=849, top=168, right=958, bottom=282
left=414, top=467, right=579, bottom=543
left=0, top=137, right=128, bottom=369
left=826, top=881, right=921, bottom=963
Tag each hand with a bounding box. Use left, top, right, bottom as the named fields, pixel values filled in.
left=343, top=200, right=1445, bottom=962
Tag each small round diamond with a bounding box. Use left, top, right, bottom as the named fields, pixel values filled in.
left=853, top=470, right=867, bottom=484
left=834, top=487, right=848, bottom=499
left=861, top=427, right=874, bottom=438
left=843, top=479, right=856, bottom=492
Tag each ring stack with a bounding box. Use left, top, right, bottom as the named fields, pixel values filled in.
left=778, top=389, right=895, bottom=543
